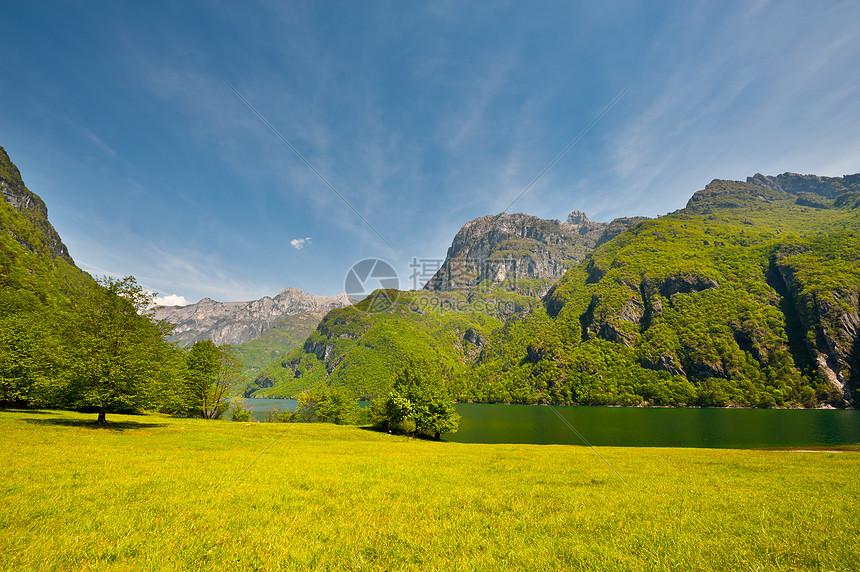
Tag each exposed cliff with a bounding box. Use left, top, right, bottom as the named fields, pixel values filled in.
left=769, top=239, right=859, bottom=405
left=152, top=287, right=351, bottom=347
left=423, top=211, right=647, bottom=296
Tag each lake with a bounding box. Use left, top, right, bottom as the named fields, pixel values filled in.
left=242, top=399, right=860, bottom=448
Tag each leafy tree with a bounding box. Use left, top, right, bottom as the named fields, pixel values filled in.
left=184, top=341, right=243, bottom=419
left=371, top=358, right=460, bottom=439
left=0, top=290, right=65, bottom=406
left=369, top=393, right=413, bottom=432
left=59, top=276, right=177, bottom=423
left=292, top=385, right=361, bottom=425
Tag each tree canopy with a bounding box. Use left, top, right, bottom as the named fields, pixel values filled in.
left=183, top=340, right=243, bottom=419
left=371, top=358, right=460, bottom=439
left=59, top=276, right=180, bottom=423
left=292, top=385, right=362, bottom=425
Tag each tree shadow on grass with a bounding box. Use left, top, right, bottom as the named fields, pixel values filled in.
left=22, top=418, right=167, bottom=431
left=358, top=425, right=386, bottom=434
left=1, top=409, right=58, bottom=415
left=357, top=425, right=451, bottom=441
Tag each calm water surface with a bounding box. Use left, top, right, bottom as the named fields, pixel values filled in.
left=244, top=399, right=860, bottom=448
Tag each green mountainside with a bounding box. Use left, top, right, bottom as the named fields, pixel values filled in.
left=0, top=146, right=92, bottom=299
left=246, top=288, right=538, bottom=398
left=512, top=179, right=860, bottom=407
left=1, top=148, right=75, bottom=266
left=231, top=310, right=330, bottom=383
left=248, top=174, right=860, bottom=408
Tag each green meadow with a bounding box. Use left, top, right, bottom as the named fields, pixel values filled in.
left=2, top=409, right=858, bottom=571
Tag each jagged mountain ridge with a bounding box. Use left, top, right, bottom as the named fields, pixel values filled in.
left=152, top=288, right=352, bottom=347
left=748, top=172, right=860, bottom=198
left=423, top=210, right=647, bottom=295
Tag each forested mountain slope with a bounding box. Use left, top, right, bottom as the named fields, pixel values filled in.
left=0, top=146, right=91, bottom=299
left=250, top=173, right=860, bottom=408
left=525, top=177, right=860, bottom=407
left=230, top=310, right=331, bottom=383
left=245, top=288, right=537, bottom=398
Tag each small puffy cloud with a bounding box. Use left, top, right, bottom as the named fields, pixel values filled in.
left=290, top=237, right=312, bottom=250
left=154, top=294, right=189, bottom=306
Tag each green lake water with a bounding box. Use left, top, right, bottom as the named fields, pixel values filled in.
left=243, top=399, right=860, bottom=448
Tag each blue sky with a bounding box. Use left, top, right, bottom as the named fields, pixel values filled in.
left=2, top=1, right=859, bottom=304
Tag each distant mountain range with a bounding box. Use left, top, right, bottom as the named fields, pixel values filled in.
left=151, top=289, right=351, bottom=347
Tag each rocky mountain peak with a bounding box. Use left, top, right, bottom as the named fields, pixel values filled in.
left=423, top=210, right=647, bottom=295
left=565, top=210, right=590, bottom=226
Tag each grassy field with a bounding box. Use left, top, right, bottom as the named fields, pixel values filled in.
left=1, top=410, right=858, bottom=571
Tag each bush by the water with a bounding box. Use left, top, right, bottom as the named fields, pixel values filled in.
left=371, top=358, right=460, bottom=439
left=291, top=385, right=363, bottom=425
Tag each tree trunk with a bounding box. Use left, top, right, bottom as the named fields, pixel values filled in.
left=97, top=411, right=107, bottom=424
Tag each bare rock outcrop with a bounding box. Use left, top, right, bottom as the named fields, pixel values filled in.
left=424, top=211, right=647, bottom=295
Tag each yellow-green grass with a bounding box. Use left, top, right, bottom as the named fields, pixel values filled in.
left=1, top=409, right=857, bottom=571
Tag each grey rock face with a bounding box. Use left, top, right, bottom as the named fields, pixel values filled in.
left=423, top=211, right=647, bottom=296
left=660, top=274, right=720, bottom=298
left=152, top=287, right=351, bottom=347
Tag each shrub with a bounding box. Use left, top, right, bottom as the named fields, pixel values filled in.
left=292, top=386, right=361, bottom=425
left=230, top=401, right=251, bottom=422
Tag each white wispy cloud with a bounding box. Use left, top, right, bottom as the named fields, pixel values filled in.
left=290, top=237, right=311, bottom=250
left=600, top=1, right=860, bottom=218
